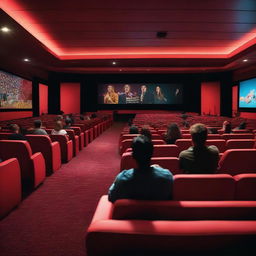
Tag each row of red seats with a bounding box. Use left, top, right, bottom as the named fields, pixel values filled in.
left=86, top=174, right=256, bottom=255
left=120, top=149, right=256, bottom=175
left=0, top=117, right=113, bottom=219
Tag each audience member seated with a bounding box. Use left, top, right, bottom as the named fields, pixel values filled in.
left=33, top=120, right=47, bottom=135
left=67, top=113, right=75, bottom=125
left=223, top=121, right=232, bottom=133
left=179, top=123, right=219, bottom=174
left=234, top=121, right=246, bottom=130
left=140, top=126, right=152, bottom=141
left=63, top=118, right=72, bottom=129
left=55, top=115, right=64, bottom=122
left=164, top=123, right=182, bottom=144
left=108, top=135, right=173, bottom=202
left=129, top=125, right=139, bottom=134
left=51, top=121, right=67, bottom=135
left=7, top=124, right=27, bottom=141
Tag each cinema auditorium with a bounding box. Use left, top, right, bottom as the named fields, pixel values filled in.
left=0, top=1, right=256, bottom=255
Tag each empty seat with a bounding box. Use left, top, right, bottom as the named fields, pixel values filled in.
left=175, top=139, right=192, bottom=153
left=26, top=135, right=61, bottom=174
left=218, top=149, right=256, bottom=175
left=153, top=144, right=179, bottom=157
left=66, top=129, right=79, bottom=156
left=173, top=174, right=235, bottom=200
left=71, top=126, right=84, bottom=150
left=234, top=174, right=256, bottom=200
left=0, top=158, right=21, bottom=219
left=226, top=139, right=256, bottom=150
left=0, top=140, right=45, bottom=190
left=222, top=133, right=254, bottom=140
left=50, top=135, right=73, bottom=163
left=0, top=133, right=12, bottom=140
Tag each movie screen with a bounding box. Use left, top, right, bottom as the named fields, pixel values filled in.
left=239, top=78, right=256, bottom=108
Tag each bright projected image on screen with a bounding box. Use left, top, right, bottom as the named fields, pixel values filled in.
left=0, top=70, right=32, bottom=109
left=239, top=78, right=256, bottom=108
left=98, top=83, right=183, bottom=104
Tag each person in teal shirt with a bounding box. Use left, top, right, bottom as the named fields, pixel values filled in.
left=108, top=136, right=173, bottom=202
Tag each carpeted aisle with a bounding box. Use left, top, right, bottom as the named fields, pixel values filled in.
left=0, top=122, right=124, bottom=256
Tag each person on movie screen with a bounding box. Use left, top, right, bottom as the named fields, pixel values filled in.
left=104, top=85, right=118, bottom=104
left=118, top=84, right=137, bottom=104
left=139, top=85, right=154, bottom=104
left=154, top=86, right=167, bottom=104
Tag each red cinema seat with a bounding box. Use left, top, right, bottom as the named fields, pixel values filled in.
left=71, top=126, right=84, bottom=150
left=226, top=139, right=256, bottom=150
left=89, top=128, right=94, bottom=142
left=222, top=133, right=254, bottom=140
left=0, top=133, right=11, bottom=140
left=232, top=129, right=251, bottom=133
left=218, top=149, right=256, bottom=175
left=175, top=139, right=192, bottom=153
left=26, top=135, right=61, bottom=174
left=66, top=129, right=79, bottom=156
left=153, top=144, right=179, bottom=157
left=234, top=174, right=256, bottom=200
left=0, top=158, right=21, bottom=219
left=50, top=135, right=73, bottom=163
left=0, top=140, right=45, bottom=190
left=173, top=174, right=235, bottom=200
left=181, top=134, right=191, bottom=139
left=206, top=139, right=226, bottom=153
left=84, top=130, right=90, bottom=146
left=207, top=134, right=222, bottom=140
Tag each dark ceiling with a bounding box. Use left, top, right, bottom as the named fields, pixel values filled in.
left=0, top=0, right=256, bottom=77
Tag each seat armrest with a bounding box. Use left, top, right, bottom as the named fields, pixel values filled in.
left=30, top=152, right=46, bottom=187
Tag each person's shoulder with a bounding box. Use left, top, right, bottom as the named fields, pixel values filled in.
left=207, top=145, right=219, bottom=154
left=117, top=169, right=135, bottom=180
left=179, top=147, right=193, bottom=157
left=152, top=166, right=173, bottom=178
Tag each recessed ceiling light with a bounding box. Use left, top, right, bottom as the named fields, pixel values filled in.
left=23, top=58, right=30, bottom=62
left=243, top=59, right=248, bottom=62
left=119, top=69, right=122, bottom=71
left=1, top=26, right=10, bottom=33
left=112, top=61, right=116, bottom=65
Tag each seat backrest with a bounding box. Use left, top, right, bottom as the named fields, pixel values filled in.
left=222, top=133, right=254, bottom=140
left=206, top=140, right=226, bottom=153
left=0, top=133, right=12, bottom=140
left=112, top=200, right=256, bottom=220
left=226, top=139, right=256, bottom=150
left=181, top=134, right=191, bottom=139
left=234, top=174, right=256, bottom=200
left=120, top=152, right=137, bottom=171
left=0, top=140, right=32, bottom=182
left=173, top=174, right=235, bottom=200
left=175, top=139, right=192, bottom=153
left=150, top=157, right=181, bottom=174
left=218, top=149, right=256, bottom=175
left=153, top=144, right=179, bottom=157
left=70, top=126, right=81, bottom=136
left=207, top=134, right=222, bottom=140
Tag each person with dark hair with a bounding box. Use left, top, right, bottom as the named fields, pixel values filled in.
left=154, top=86, right=167, bottom=104
left=164, top=123, right=182, bottom=144
left=139, top=85, right=154, bottom=104
left=140, top=127, right=152, bottom=141
left=63, top=118, right=72, bottom=129
left=108, top=136, right=173, bottom=202
left=8, top=124, right=27, bottom=141
left=55, top=115, right=64, bottom=122
left=234, top=121, right=246, bottom=130
left=129, top=125, right=139, bottom=134
left=179, top=123, right=219, bottom=174
left=33, top=120, right=47, bottom=135
left=222, top=121, right=232, bottom=133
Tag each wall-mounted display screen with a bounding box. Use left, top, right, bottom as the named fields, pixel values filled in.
left=0, top=70, right=32, bottom=109
left=239, top=77, right=256, bottom=109
left=98, top=83, right=183, bottom=105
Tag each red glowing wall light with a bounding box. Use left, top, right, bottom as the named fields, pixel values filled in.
left=1, top=0, right=256, bottom=60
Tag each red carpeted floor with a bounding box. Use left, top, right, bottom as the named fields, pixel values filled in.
left=0, top=122, right=124, bottom=256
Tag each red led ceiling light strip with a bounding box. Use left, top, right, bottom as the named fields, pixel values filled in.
left=1, top=0, right=256, bottom=60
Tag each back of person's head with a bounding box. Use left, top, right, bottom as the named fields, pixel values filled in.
left=129, top=125, right=139, bottom=134
left=34, top=120, right=42, bottom=129
left=55, top=115, right=63, bottom=121
left=167, top=123, right=182, bottom=140
left=239, top=121, right=246, bottom=129
left=65, top=118, right=72, bottom=126
left=132, top=136, right=153, bottom=169
left=80, top=115, right=84, bottom=120
left=10, top=124, right=19, bottom=133
left=54, top=121, right=63, bottom=132
left=224, top=121, right=232, bottom=133
left=140, top=127, right=152, bottom=141
left=91, top=113, right=97, bottom=118
left=190, top=123, right=208, bottom=147
left=60, top=110, right=64, bottom=115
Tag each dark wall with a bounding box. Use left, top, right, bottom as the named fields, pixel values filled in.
left=48, top=71, right=233, bottom=117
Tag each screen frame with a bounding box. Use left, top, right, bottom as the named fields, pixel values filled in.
left=238, top=76, right=256, bottom=113
left=0, top=69, right=33, bottom=111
